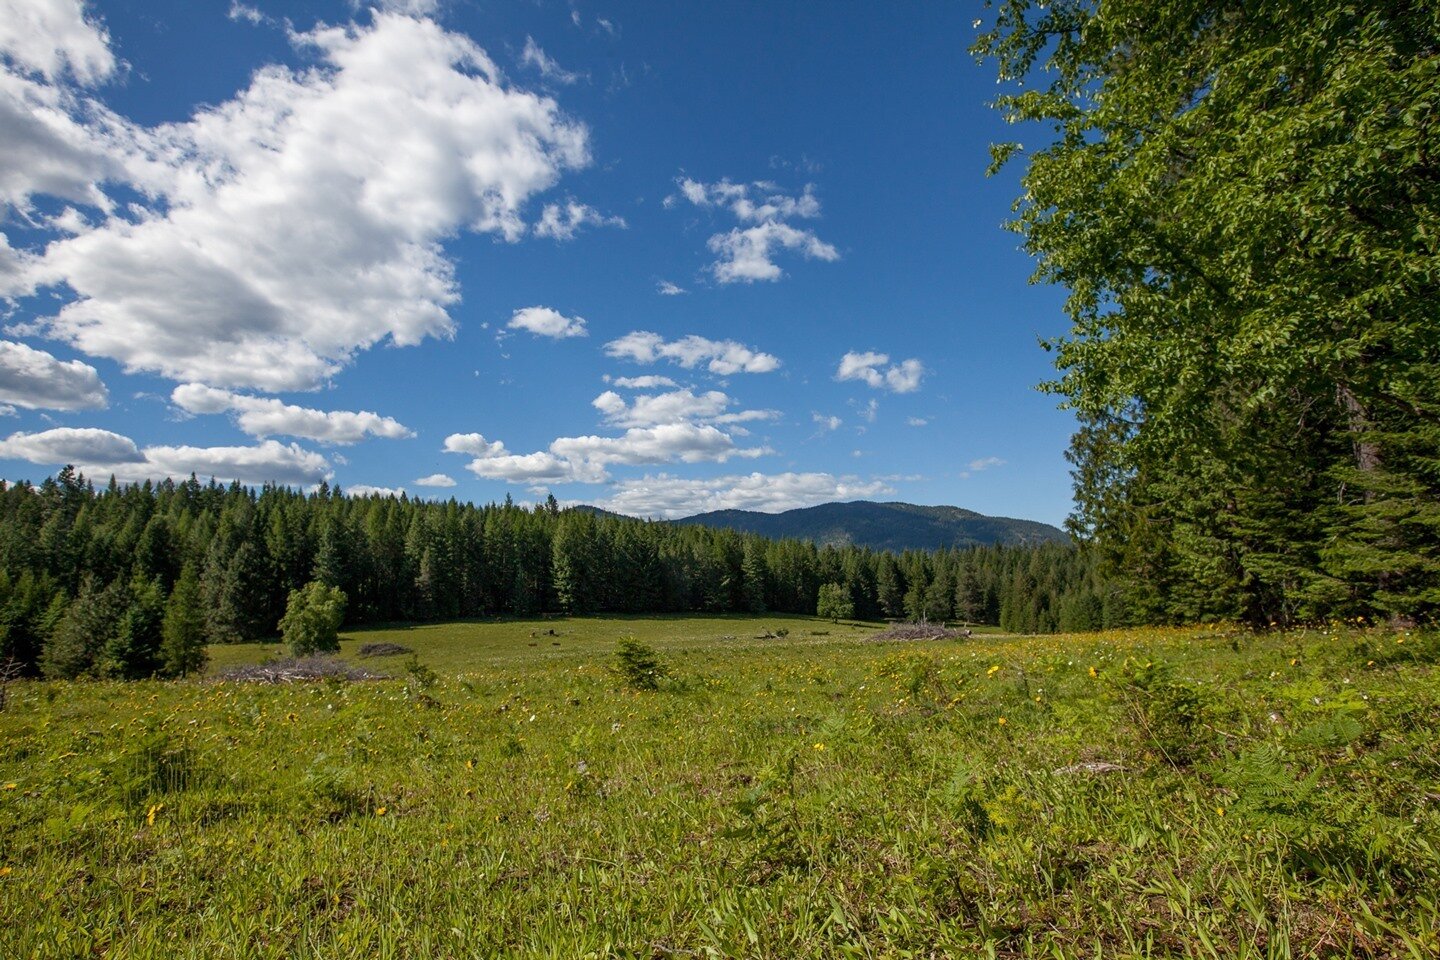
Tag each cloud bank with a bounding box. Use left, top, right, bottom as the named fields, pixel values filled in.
left=3, top=11, right=590, bottom=391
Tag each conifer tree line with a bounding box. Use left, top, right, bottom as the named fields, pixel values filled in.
left=0, top=468, right=1108, bottom=678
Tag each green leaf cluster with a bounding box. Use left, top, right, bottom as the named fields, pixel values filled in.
left=279, top=581, right=347, bottom=657
left=978, top=0, right=1440, bottom=623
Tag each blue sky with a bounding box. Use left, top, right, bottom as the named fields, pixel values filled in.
left=0, top=0, right=1076, bottom=525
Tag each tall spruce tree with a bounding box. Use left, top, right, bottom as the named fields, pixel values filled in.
left=160, top=563, right=207, bottom=678
left=100, top=575, right=164, bottom=679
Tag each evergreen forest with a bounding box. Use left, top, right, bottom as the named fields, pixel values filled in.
left=0, top=468, right=1108, bottom=679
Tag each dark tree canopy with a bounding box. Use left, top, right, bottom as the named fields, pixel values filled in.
left=0, top=471, right=1102, bottom=677
left=977, top=0, right=1440, bottom=624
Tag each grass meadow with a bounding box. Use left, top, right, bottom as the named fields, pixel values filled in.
left=1, top=615, right=1437, bottom=958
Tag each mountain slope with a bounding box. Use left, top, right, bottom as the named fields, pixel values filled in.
left=668, top=501, right=1067, bottom=551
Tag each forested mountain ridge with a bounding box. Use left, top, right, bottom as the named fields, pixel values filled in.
left=668, top=501, right=1068, bottom=551
left=0, top=470, right=1112, bottom=679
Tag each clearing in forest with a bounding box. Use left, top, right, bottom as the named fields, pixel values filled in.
left=1, top=616, right=1436, bottom=957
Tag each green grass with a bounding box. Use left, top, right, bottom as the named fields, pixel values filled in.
left=203, top=612, right=890, bottom=674
left=2, top=617, right=1437, bottom=958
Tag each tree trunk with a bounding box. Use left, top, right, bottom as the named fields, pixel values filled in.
left=1337, top=382, right=1382, bottom=483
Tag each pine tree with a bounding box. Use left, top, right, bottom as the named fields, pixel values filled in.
left=954, top=564, right=986, bottom=625
left=205, top=541, right=270, bottom=643
left=741, top=539, right=768, bottom=613
left=0, top=570, right=62, bottom=675
left=100, top=576, right=164, bottom=679
left=875, top=554, right=905, bottom=619
left=41, top=576, right=127, bottom=679
left=160, top=563, right=207, bottom=678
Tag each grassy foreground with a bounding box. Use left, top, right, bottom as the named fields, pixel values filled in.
left=1, top=616, right=1437, bottom=958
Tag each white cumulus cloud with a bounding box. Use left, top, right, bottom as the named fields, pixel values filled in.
left=0, top=0, right=115, bottom=85
left=669, top=177, right=837, bottom=283
left=0, top=339, right=106, bottom=410
left=604, top=331, right=779, bottom=375
left=707, top=221, right=839, bottom=283
left=346, top=484, right=405, bottom=498
left=596, top=471, right=895, bottom=519
left=607, top=374, right=677, bottom=390
left=0, top=426, right=330, bottom=486
left=592, top=387, right=729, bottom=427
left=551, top=422, right=766, bottom=468
left=533, top=198, right=624, bottom=240
left=836, top=351, right=925, bottom=393
left=414, top=472, right=456, bottom=487
left=443, top=432, right=507, bottom=457
left=508, top=305, right=588, bottom=339
left=0, top=425, right=139, bottom=464
left=8, top=13, right=590, bottom=391
left=170, top=383, right=413, bottom=444
left=443, top=421, right=768, bottom=486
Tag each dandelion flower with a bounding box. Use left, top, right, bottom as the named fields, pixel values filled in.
left=997, top=717, right=1007, bottom=725
left=375, top=806, right=387, bottom=816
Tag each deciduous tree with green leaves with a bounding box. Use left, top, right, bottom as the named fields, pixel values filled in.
left=279, top=581, right=347, bottom=657
left=977, top=0, right=1440, bottom=624
left=817, top=582, right=855, bottom=623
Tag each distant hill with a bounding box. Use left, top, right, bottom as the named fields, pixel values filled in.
left=666, top=501, right=1068, bottom=552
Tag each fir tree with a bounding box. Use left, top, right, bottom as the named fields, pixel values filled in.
left=100, top=575, right=164, bottom=679
left=159, top=564, right=207, bottom=678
